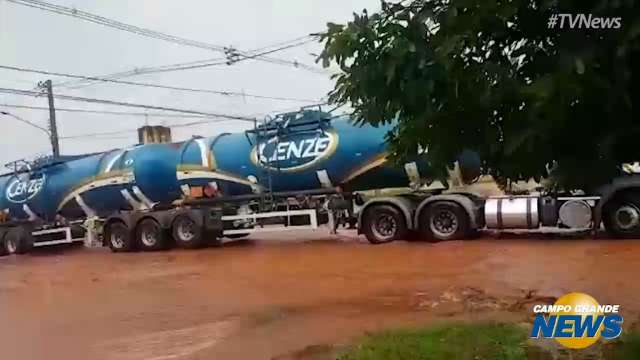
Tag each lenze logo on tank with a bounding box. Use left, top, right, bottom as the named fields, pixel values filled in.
left=5, top=173, right=46, bottom=203
left=251, top=131, right=338, bottom=172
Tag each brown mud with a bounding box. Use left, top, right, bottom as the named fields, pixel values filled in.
left=1, top=230, right=639, bottom=359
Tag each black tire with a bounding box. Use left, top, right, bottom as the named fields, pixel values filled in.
left=172, top=215, right=205, bottom=249
left=4, top=226, right=34, bottom=254
left=105, top=222, right=135, bottom=252
left=603, top=192, right=640, bottom=238
left=362, top=205, right=408, bottom=244
left=135, top=218, right=168, bottom=251
left=419, top=202, right=469, bottom=242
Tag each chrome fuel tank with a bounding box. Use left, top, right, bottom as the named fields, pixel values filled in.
left=484, top=197, right=540, bottom=229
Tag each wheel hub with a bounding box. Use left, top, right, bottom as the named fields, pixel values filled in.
left=430, top=210, right=459, bottom=237
left=372, top=214, right=397, bottom=240
left=141, top=228, right=157, bottom=247
left=177, top=221, right=195, bottom=241
left=110, top=233, right=124, bottom=249
left=6, top=238, right=17, bottom=254
left=615, top=205, right=640, bottom=230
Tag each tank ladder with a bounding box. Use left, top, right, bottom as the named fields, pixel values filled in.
left=245, top=106, right=333, bottom=212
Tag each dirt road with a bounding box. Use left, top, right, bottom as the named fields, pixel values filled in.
left=1, top=231, right=639, bottom=359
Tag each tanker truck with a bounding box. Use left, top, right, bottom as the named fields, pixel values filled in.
left=2, top=108, right=640, bottom=255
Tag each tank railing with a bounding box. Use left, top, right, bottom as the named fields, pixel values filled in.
left=245, top=109, right=332, bottom=138
left=4, top=159, right=32, bottom=175
left=245, top=118, right=331, bottom=139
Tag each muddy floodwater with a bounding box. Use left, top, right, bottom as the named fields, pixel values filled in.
left=1, top=231, right=639, bottom=359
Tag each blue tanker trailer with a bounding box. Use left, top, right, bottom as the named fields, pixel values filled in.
left=0, top=109, right=438, bottom=254
left=2, top=107, right=636, bottom=255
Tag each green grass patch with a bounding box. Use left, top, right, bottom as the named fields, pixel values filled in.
left=339, top=322, right=527, bottom=360
left=338, top=323, right=640, bottom=360
left=606, top=331, right=640, bottom=360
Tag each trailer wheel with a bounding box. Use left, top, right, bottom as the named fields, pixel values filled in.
left=603, top=193, right=640, bottom=238
left=4, top=226, right=34, bottom=254
left=105, top=222, right=135, bottom=252
left=136, top=218, right=168, bottom=251
left=419, top=202, right=469, bottom=242
left=362, top=204, right=408, bottom=244
left=172, top=215, right=204, bottom=249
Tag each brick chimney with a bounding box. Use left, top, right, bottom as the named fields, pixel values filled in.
left=138, top=125, right=172, bottom=144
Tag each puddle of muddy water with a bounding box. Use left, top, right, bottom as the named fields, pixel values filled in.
left=92, top=319, right=240, bottom=360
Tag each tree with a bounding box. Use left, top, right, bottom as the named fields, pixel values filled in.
left=319, top=0, right=639, bottom=190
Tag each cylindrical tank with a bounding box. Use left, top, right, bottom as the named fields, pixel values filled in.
left=175, top=112, right=434, bottom=196
left=0, top=110, right=442, bottom=222
left=0, top=144, right=182, bottom=222
left=484, top=197, right=540, bottom=229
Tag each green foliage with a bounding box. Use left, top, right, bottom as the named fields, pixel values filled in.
left=608, top=332, right=640, bottom=359
left=339, top=322, right=528, bottom=360
left=319, top=0, right=639, bottom=189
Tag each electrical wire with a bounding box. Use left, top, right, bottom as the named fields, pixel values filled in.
left=0, top=110, right=50, bottom=134
left=54, top=57, right=227, bottom=89
left=62, top=134, right=134, bottom=141
left=0, top=87, right=257, bottom=121
left=54, top=35, right=325, bottom=88
left=0, top=103, right=214, bottom=118
left=0, top=64, right=321, bottom=102
left=59, top=128, right=138, bottom=139
left=59, top=115, right=250, bottom=140
left=6, top=0, right=325, bottom=73
left=6, top=0, right=228, bottom=51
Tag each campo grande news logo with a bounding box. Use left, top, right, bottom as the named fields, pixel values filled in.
left=531, top=292, right=623, bottom=349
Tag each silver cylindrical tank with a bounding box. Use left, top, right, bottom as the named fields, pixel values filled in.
left=484, top=197, right=540, bottom=229
left=558, top=200, right=592, bottom=229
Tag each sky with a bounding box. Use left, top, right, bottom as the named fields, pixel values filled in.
left=0, top=0, right=380, bottom=167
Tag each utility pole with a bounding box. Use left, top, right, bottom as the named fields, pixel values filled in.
left=42, top=80, right=60, bottom=157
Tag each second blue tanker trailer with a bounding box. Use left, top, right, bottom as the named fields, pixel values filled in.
left=2, top=108, right=640, bottom=255
left=0, top=109, right=436, bottom=253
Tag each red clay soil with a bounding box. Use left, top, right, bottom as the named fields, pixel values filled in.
left=1, top=230, right=639, bottom=359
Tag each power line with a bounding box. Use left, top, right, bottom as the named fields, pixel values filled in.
left=1, top=102, right=327, bottom=121
left=0, top=87, right=257, bottom=122
left=0, top=110, right=50, bottom=134
left=54, top=35, right=325, bottom=89
left=60, top=130, right=132, bottom=140
left=247, top=35, right=314, bottom=54
left=54, top=57, right=227, bottom=89
left=0, top=64, right=321, bottom=102
left=56, top=35, right=328, bottom=88
left=6, top=0, right=228, bottom=51
left=6, top=0, right=324, bottom=73
left=54, top=38, right=325, bottom=89
left=0, top=103, right=214, bottom=118
left=63, top=135, right=133, bottom=141
left=59, top=115, right=250, bottom=140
